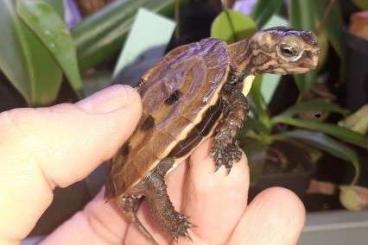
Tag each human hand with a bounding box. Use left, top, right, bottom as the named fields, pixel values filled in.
left=0, top=85, right=305, bottom=245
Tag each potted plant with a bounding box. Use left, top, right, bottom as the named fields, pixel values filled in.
left=224, top=0, right=368, bottom=243
left=209, top=0, right=367, bottom=203
left=2, top=0, right=368, bottom=243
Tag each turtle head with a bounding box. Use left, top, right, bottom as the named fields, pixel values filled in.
left=245, top=26, right=320, bottom=75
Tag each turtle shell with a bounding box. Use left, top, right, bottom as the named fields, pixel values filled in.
left=106, top=38, right=230, bottom=198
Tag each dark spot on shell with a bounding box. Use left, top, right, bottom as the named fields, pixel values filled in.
left=121, top=143, right=130, bottom=156
left=141, top=115, right=155, bottom=130
left=165, top=90, right=181, bottom=105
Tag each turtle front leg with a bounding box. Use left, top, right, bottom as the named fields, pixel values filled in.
left=211, top=86, right=249, bottom=173
left=143, top=158, right=192, bottom=241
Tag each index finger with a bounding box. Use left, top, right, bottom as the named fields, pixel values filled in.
left=179, top=139, right=249, bottom=244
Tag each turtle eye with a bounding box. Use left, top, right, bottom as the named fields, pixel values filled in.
left=277, top=43, right=302, bottom=61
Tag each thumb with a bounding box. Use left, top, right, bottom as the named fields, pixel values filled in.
left=3, top=85, right=142, bottom=188
left=0, top=85, right=141, bottom=242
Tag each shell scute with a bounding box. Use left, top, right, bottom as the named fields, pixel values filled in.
left=106, top=38, right=231, bottom=197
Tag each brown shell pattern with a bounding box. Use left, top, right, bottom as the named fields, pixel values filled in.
left=106, top=38, right=230, bottom=198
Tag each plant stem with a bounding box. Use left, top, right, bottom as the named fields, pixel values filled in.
left=316, top=0, right=336, bottom=35
left=220, top=0, right=228, bottom=9
left=351, top=161, right=360, bottom=185
left=175, top=0, right=180, bottom=39
left=220, top=0, right=239, bottom=42
left=224, top=10, right=239, bottom=41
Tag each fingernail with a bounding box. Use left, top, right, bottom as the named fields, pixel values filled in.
left=77, top=85, right=141, bottom=113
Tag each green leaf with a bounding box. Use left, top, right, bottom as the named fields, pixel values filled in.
left=76, top=18, right=133, bottom=71
left=16, top=20, right=63, bottom=105
left=272, top=117, right=368, bottom=149
left=0, top=0, right=62, bottom=105
left=244, top=115, right=270, bottom=136
left=73, top=0, right=189, bottom=71
left=251, top=0, right=283, bottom=28
left=289, top=0, right=344, bottom=87
left=72, top=0, right=148, bottom=50
left=211, top=10, right=256, bottom=43
left=326, top=2, right=343, bottom=59
left=0, top=0, right=31, bottom=103
left=288, top=0, right=321, bottom=91
left=316, top=0, right=344, bottom=59
left=277, top=99, right=349, bottom=118
left=250, top=76, right=267, bottom=112
left=316, top=31, right=329, bottom=69
left=288, top=0, right=319, bottom=31
left=280, top=130, right=360, bottom=184
left=17, top=0, right=82, bottom=93
left=45, top=0, right=64, bottom=18
left=293, top=70, right=317, bottom=92
left=339, top=105, right=368, bottom=135
left=249, top=75, right=272, bottom=131
left=352, top=0, right=368, bottom=10
left=258, top=15, right=288, bottom=103
left=280, top=130, right=359, bottom=165
left=83, top=70, right=113, bottom=96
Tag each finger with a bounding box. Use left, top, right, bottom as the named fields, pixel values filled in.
left=229, top=187, right=306, bottom=245
left=22, top=85, right=141, bottom=187
left=0, top=85, right=141, bottom=243
left=41, top=190, right=130, bottom=245
left=124, top=159, right=188, bottom=245
left=178, top=139, right=249, bottom=244
left=76, top=85, right=136, bottom=113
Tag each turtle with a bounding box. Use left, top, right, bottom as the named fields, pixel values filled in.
left=105, top=26, right=319, bottom=244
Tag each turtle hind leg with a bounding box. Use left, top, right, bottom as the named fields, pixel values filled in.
left=211, top=85, right=249, bottom=173
left=143, top=158, right=192, bottom=240
left=118, top=195, right=159, bottom=245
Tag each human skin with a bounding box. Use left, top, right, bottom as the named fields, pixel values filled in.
left=0, top=85, right=305, bottom=245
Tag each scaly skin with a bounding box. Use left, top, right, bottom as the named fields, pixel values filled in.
left=119, top=158, right=191, bottom=244
left=211, top=83, right=249, bottom=173
left=112, top=27, right=320, bottom=244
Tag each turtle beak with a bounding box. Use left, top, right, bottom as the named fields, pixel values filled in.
left=295, top=47, right=320, bottom=73
left=301, top=31, right=320, bottom=70
left=308, top=47, right=320, bottom=70
left=309, top=34, right=320, bottom=69
left=312, top=48, right=320, bottom=69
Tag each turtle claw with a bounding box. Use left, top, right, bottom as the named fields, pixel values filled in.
left=211, top=143, right=242, bottom=173
left=225, top=165, right=233, bottom=175
left=170, top=213, right=193, bottom=241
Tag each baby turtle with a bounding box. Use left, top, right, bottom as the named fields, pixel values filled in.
left=105, top=27, right=319, bottom=243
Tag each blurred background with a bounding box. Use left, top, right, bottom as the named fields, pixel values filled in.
left=1, top=0, right=368, bottom=244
